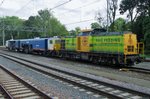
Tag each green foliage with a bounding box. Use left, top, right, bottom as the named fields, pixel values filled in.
left=91, top=22, right=101, bottom=29
left=120, top=0, right=137, bottom=14
left=119, top=0, right=138, bottom=31
left=132, top=16, right=144, bottom=41
left=132, top=16, right=150, bottom=54
left=143, top=17, right=150, bottom=54
left=69, top=30, right=76, bottom=36
left=108, top=0, right=118, bottom=31
left=24, top=9, right=68, bottom=37
left=138, top=0, right=150, bottom=16
left=111, top=18, right=126, bottom=32
left=0, top=9, right=68, bottom=45
left=0, top=16, right=24, bottom=42
left=95, top=12, right=107, bottom=29
left=23, top=16, right=41, bottom=38
left=75, top=27, right=81, bottom=35
left=119, top=0, right=150, bottom=54
left=68, top=27, right=81, bottom=36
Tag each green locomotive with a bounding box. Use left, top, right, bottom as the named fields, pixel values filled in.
left=61, top=29, right=144, bottom=66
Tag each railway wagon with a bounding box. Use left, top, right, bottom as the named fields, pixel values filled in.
left=19, top=38, right=48, bottom=54
left=6, top=37, right=61, bottom=55
left=19, top=37, right=61, bottom=54
left=6, top=39, right=20, bottom=51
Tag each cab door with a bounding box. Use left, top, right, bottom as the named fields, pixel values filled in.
left=47, top=38, right=54, bottom=51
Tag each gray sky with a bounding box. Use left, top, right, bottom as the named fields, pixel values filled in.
left=0, top=0, right=125, bottom=30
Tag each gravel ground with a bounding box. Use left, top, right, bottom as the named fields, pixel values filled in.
left=2, top=51, right=150, bottom=87
left=133, top=62, right=150, bottom=70
left=0, top=56, right=105, bottom=99
left=146, top=58, right=150, bottom=60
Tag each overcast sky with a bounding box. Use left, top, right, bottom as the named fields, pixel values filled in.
left=0, top=0, right=125, bottom=30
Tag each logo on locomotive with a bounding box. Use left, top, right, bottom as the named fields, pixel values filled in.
left=82, top=36, right=88, bottom=46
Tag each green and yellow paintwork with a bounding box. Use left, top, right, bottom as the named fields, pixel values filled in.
left=90, top=35, right=124, bottom=53
left=64, top=37, right=76, bottom=51
left=64, top=32, right=143, bottom=56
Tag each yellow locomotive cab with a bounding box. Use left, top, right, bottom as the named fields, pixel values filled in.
left=77, top=36, right=90, bottom=52
left=54, top=40, right=61, bottom=51
left=123, top=33, right=144, bottom=64
left=124, top=33, right=138, bottom=55
left=76, top=29, right=92, bottom=52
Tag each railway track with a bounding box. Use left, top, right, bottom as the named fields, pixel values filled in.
left=0, top=64, right=52, bottom=99
left=0, top=52, right=150, bottom=99
left=120, top=67, right=150, bottom=74
left=0, top=84, right=12, bottom=99
left=144, top=58, right=150, bottom=62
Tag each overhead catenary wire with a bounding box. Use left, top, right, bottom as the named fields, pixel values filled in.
left=14, top=0, right=33, bottom=15
left=64, top=19, right=95, bottom=25
left=54, top=0, right=103, bottom=30
left=56, top=0, right=101, bottom=26
left=56, top=0, right=101, bottom=16
left=50, top=0, right=72, bottom=11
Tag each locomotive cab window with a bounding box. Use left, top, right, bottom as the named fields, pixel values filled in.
left=55, top=40, right=60, bottom=44
left=127, top=46, right=134, bottom=52
left=49, top=40, right=53, bottom=44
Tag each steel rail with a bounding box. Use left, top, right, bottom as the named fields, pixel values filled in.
left=0, top=64, right=52, bottom=99
left=0, top=84, right=13, bottom=99
left=120, top=67, right=150, bottom=74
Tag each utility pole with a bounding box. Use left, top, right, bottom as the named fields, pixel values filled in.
left=2, top=17, right=5, bottom=46
left=107, top=0, right=109, bottom=32
left=0, top=0, right=5, bottom=46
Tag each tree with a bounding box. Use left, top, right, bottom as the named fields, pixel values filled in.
left=38, top=9, right=68, bottom=37
left=119, top=0, right=150, bottom=54
left=108, top=0, right=118, bottom=31
left=0, top=9, right=69, bottom=45
left=91, top=22, right=101, bottom=29
left=24, top=9, right=68, bottom=37
left=119, top=0, right=139, bottom=31
left=112, top=18, right=126, bottom=32
left=138, top=0, right=150, bottom=16
left=23, top=16, right=41, bottom=38
left=132, top=15, right=145, bottom=41
left=132, top=15, right=150, bottom=54
left=0, top=16, right=24, bottom=41
left=95, top=12, right=107, bottom=29
left=143, top=16, right=150, bottom=54
left=69, top=30, right=76, bottom=36
left=75, top=27, right=81, bottom=35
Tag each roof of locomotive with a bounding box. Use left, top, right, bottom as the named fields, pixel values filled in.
left=7, top=36, right=61, bottom=42
left=77, top=28, right=132, bottom=36
left=90, top=28, right=132, bottom=36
